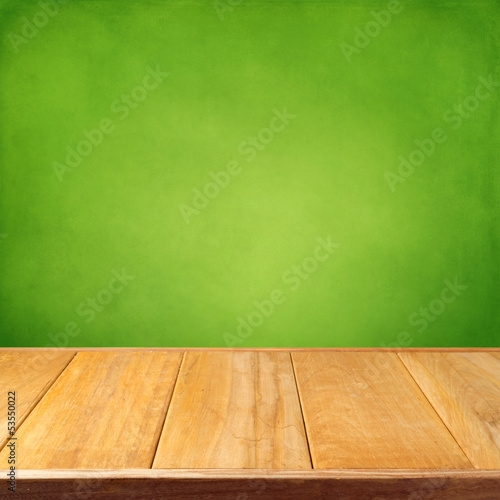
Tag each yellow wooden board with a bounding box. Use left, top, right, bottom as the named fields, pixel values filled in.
left=0, top=351, right=75, bottom=448
left=399, top=352, right=500, bottom=469
left=0, top=351, right=182, bottom=469
left=292, top=351, right=472, bottom=469
left=153, top=351, right=311, bottom=469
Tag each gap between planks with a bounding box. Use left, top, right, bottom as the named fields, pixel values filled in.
left=150, top=352, right=186, bottom=468
left=0, top=351, right=77, bottom=453
left=289, top=352, right=315, bottom=469
left=396, top=352, right=475, bottom=469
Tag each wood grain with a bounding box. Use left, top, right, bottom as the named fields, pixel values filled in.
left=399, top=352, right=500, bottom=469
left=0, top=351, right=182, bottom=469
left=2, top=469, right=499, bottom=500
left=153, top=351, right=311, bottom=469
left=292, top=351, right=472, bottom=469
left=0, top=351, right=75, bottom=448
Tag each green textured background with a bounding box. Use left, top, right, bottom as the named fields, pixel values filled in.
left=0, top=0, right=498, bottom=347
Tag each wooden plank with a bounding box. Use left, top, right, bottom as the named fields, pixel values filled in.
left=0, top=351, right=75, bottom=448
left=153, top=351, right=311, bottom=469
left=2, top=469, right=500, bottom=500
left=0, top=351, right=182, bottom=469
left=292, top=352, right=472, bottom=469
left=399, top=352, right=500, bottom=469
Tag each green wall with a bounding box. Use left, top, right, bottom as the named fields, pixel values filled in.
left=0, top=0, right=498, bottom=347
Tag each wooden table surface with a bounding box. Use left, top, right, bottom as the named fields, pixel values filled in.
left=1, top=348, right=499, bottom=499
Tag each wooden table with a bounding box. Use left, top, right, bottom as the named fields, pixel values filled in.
left=1, top=348, right=499, bottom=499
